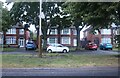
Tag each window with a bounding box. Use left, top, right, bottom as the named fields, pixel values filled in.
left=101, top=29, right=111, bottom=35
left=6, top=28, right=16, bottom=34
left=50, top=29, right=57, bottom=35
left=95, top=30, right=99, bottom=35
left=19, top=29, right=24, bottom=34
left=48, top=37, right=57, bottom=44
left=61, top=37, right=71, bottom=44
left=73, top=29, right=77, bottom=35
left=0, top=36, right=3, bottom=44
left=101, top=38, right=111, bottom=43
left=6, top=36, right=16, bottom=44
left=62, top=29, right=70, bottom=35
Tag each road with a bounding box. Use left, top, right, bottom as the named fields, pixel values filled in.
left=1, top=49, right=120, bottom=77
left=2, top=66, right=119, bottom=76
left=1, top=48, right=119, bottom=55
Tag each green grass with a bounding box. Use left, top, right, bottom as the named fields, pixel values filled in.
left=2, top=48, right=18, bottom=52
left=2, top=53, right=119, bottom=68
left=113, top=47, right=120, bottom=51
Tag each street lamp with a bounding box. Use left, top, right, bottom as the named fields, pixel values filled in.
left=38, top=0, right=45, bottom=58
left=38, top=0, right=42, bottom=58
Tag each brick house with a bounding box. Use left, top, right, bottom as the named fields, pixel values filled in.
left=3, top=24, right=30, bottom=48
left=111, top=26, right=120, bottom=47
left=47, top=26, right=77, bottom=47
left=83, top=26, right=112, bottom=46
left=0, top=32, right=3, bottom=48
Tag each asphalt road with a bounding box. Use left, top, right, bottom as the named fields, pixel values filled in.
left=2, top=66, right=119, bottom=76
left=1, top=48, right=119, bottom=55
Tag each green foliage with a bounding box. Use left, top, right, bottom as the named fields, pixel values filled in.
left=2, top=8, right=11, bottom=31
left=0, top=2, right=11, bottom=31
left=10, top=2, right=72, bottom=50
left=63, top=2, right=120, bottom=29
left=0, top=2, right=2, bottom=32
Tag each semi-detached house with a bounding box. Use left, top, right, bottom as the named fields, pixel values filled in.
left=3, top=24, right=30, bottom=48
left=47, top=26, right=77, bottom=47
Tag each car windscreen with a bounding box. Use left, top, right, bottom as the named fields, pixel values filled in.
left=106, top=43, right=112, bottom=46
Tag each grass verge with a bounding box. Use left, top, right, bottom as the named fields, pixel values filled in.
left=113, top=47, right=120, bottom=51
left=2, top=53, right=119, bottom=68
left=2, top=48, right=18, bottom=52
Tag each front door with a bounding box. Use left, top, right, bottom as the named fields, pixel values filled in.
left=18, top=38, right=25, bottom=48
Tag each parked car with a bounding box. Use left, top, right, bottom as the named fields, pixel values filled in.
left=26, top=41, right=36, bottom=50
left=47, top=43, right=69, bottom=53
left=85, top=42, right=98, bottom=50
left=99, top=43, right=113, bottom=50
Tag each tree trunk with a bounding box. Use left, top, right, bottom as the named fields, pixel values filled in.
left=3, top=31, right=6, bottom=45
left=76, top=27, right=81, bottom=50
left=42, top=26, right=48, bottom=50
left=57, top=26, right=61, bottom=44
left=37, top=28, right=39, bottom=48
left=43, top=34, right=47, bottom=50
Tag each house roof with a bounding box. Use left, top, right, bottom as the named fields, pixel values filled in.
left=11, top=22, right=24, bottom=29
left=111, top=26, right=120, bottom=29
left=83, top=26, right=92, bottom=32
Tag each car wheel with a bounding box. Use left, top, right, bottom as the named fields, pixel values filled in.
left=63, top=49, right=67, bottom=53
left=48, top=49, right=52, bottom=53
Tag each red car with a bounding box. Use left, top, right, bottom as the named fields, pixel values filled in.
left=85, top=43, right=98, bottom=50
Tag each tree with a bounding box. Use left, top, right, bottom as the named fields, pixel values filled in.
left=10, top=2, right=71, bottom=51
left=63, top=2, right=86, bottom=50
left=63, top=2, right=120, bottom=49
left=0, top=2, right=11, bottom=32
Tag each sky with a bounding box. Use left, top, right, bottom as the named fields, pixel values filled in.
left=0, top=0, right=85, bottom=39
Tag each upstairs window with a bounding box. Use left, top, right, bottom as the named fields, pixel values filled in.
left=61, top=29, right=70, bottom=35
left=6, top=28, right=16, bottom=34
left=101, top=29, right=111, bottom=35
left=50, top=29, right=57, bottom=35
left=19, top=29, right=24, bottom=34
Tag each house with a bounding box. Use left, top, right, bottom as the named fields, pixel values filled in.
left=3, top=24, right=30, bottom=48
left=111, top=26, right=120, bottom=47
left=82, top=26, right=112, bottom=46
left=47, top=26, right=77, bottom=47
left=0, top=32, right=3, bottom=48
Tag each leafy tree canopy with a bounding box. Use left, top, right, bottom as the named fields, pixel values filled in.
left=63, top=2, right=120, bottom=30
left=0, top=1, right=11, bottom=32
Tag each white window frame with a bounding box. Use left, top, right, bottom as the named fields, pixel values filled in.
left=73, top=29, right=77, bottom=35
left=47, top=37, right=57, bottom=44
left=19, top=29, right=24, bottom=34
left=6, top=36, right=16, bottom=44
left=61, top=37, right=71, bottom=44
left=101, top=38, right=111, bottom=43
left=101, top=29, right=111, bottom=35
left=61, top=29, right=70, bottom=35
left=50, top=29, right=57, bottom=35
left=6, top=28, right=16, bottom=34
left=0, top=36, right=3, bottom=44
